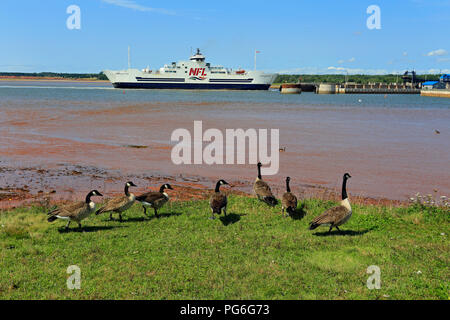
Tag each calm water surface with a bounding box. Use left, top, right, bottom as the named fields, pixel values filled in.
left=0, top=80, right=449, bottom=200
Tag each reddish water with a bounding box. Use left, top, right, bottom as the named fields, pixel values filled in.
left=0, top=82, right=449, bottom=204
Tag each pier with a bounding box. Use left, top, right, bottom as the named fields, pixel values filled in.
left=273, top=82, right=420, bottom=94
left=318, top=83, right=420, bottom=94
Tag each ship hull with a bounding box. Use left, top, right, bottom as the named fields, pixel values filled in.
left=112, top=82, right=271, bottom=90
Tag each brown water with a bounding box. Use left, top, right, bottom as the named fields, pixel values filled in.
left=0, top=80, right=449, bottom=203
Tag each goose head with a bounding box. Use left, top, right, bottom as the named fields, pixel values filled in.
left=160, top=184, right=173, bottom=192
left=86, top=189, right=103, bottom=203
left=90, top=190, right=103, bottom=197
left=219, top=179, right=229, bottom=186
left=126, top=181, right=137, bottom=188
left=343, top=173, right=352, bottom=180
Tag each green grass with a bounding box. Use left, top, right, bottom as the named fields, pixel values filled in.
left=0, top=197, right=449, bottom=300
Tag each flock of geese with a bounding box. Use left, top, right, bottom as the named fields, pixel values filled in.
left=47, top=163, right=353, bottom=234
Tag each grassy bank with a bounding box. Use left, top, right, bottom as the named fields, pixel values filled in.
left=0, top=196, right=448, bottom=300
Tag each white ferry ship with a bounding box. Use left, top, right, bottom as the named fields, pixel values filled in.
left=103, top=49, right=277, bottom=90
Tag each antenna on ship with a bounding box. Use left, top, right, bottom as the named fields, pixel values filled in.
left=254, top=50, right=260, bottom=71
left=128, top=46, right=131, bottom=69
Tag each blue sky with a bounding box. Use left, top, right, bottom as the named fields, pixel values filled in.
left=0, top=0, right=449, bottom=74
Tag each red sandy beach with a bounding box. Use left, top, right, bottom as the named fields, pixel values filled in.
left=0, top=81, right=449, bottom=208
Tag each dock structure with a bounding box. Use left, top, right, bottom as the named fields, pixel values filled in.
left=317, top=83, right=420, bottom=94
left=421, top=89, right=450, bottom=98
left=280, top=83, right=301, bottom=94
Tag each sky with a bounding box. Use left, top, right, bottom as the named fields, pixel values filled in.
left=0, top=0, right=449, bottom=75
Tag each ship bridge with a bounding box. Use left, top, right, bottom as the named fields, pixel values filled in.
left=190, top=48, right=205, bottom=62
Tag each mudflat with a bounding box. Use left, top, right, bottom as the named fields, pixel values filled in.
left=0, top=81, right=449, bottom=207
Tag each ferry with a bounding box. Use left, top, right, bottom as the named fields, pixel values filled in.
left=103, top=49, right=277, bottom=90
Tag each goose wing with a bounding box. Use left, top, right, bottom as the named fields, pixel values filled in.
left=96, top=196, right=129, bottom=214
left=210, top=193, right=227, bottom=213
left=136, top=192, right=165, bottom=204
left=253, top=179, right=274, bottom=198
left=310, top=205, right=349, bottom=226
left=47, top=201, right=86, bottom=218
left=282, top=192, right=297, bottom=209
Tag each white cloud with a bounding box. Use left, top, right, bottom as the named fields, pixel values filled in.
left=426, top=49, right=448, bottom=56
left=402, top=51, right=408, bottom=56
left=337, top=57, right=355, bottom=64
left=101, top=0, right=175, bottom=15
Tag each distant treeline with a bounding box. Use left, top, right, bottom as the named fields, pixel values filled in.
left=274, top=74, right=442, bottom=84
left=0, top=72, right=108, bottom=80
left=0, top=72, right=443, bottom=84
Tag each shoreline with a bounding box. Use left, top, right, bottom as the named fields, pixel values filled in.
left=0, top=163, right=410, bottom=210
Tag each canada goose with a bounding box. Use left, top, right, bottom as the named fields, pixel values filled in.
left=281, top=177, right=297, bottom=217
left=309, top=173, right=352, bottom=233
left=253, top=162, right=277, bottom=206
left=135, top=184, right=173, bottom=218
left=96, top=181, right=137, bottom=221
left=47, top=190, right=103, bottom=230
left=209, top=179, right=229, bottom=219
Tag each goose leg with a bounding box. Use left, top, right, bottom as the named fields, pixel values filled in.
left=154, top=208, right=159, bottom=218
left=328, top=226, right=333, bottom=233
left=143, top=206, right=149, bottom=218
left=223, top=207, right=227, bottom=216
left=109, top=213, right=114, bottom=221
left=209, top=208, right=216, bottom=220
left=78, top=222, right=82, bottom=230
left=335, top=226, right=341, bottom=232
left=65, top=221, right=71, bottom=230
left=119, top=213, right=123, bottom=222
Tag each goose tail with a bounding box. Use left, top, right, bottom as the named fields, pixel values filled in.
left=287, top=207, right=296, bottom=215
left=47, top=215, right=57, bottom=223
left=265, top=196, right=278, bottom=207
